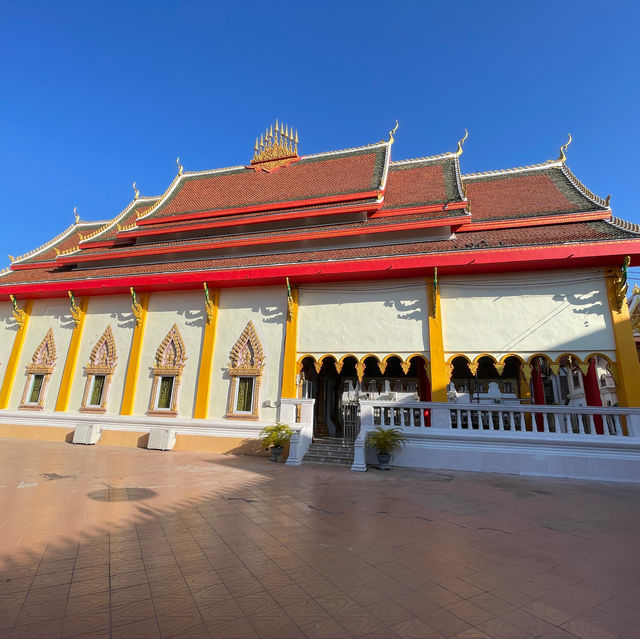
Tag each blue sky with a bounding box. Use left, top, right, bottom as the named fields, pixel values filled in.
left=1, top=1, right=639, bottom=280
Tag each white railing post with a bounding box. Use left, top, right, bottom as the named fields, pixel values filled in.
left=351, top=402, right=374, bottom=472
left=431, top=403, right=451, bottom=429
left=280, top=398, right=315, bottom=467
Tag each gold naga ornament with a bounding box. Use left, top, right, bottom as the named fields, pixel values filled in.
left=249, top=120, right=299, bottom=172
left=68, top=290, right=83, bottom=326
left=9, top=294, right=27, bottom=328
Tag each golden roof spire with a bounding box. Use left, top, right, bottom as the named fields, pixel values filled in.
left=250, top=120, right=300, bottom=172
left=454, top=129, right=469, bottom=157
left=73, top=206, right=79, bottom=224
left=388, top=120, right=399, bottom=144
left=557, top=133, right=572, bottom=163
left=176, top=156, right=184, bottom=175
left=132, top=181, right=140, bottom=200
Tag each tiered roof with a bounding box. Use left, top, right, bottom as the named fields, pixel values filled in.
left=2, top=125, right=638, bottom=298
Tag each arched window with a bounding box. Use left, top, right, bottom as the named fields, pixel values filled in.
left=19, top=328, right=56, bottom=410
left=225, top=321, right=265, bottom=420
left=80, top=326, right=117, bottom=413
left=147, top=324, right=187, bottom=417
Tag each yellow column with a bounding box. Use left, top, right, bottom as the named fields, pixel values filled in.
left=606, top=274, right=640, bottom=407
left=0, top=300, right=34, bottom=409
left=428, top=278, right=449, bottom=402
left=194, top=288, right=220, bottom=418
left=55, top=297, right=90, bottom=412
left=281, top=285, right=299, bottom=398
left=120, top=292, right=150, bottom=415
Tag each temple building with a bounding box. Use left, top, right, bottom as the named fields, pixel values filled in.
left=1, top=123, right=639, bottom=480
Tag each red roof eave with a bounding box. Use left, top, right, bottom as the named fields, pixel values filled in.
left=4, top=239, right=639, bottom=299
left=456, top=210, right=611, bottom=232
left=137, top=190, right=383, bottom=226
left=57, top=214, right=471, bottom=266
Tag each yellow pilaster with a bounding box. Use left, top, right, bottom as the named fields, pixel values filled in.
left=281, top=285, right=299, bottom=398
left=120, top=292, right=150, bottom=415
left=194, top=288, right=220, bottom=419
left=0, top=300, right=34, bottom=409
left=428, top=278, right=449, bottom=402
left=55, top=297, right=89, bottom=412
left=606, top=274, right=640, bottom=407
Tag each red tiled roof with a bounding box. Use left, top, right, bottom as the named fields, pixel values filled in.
left=464, top=165, right=605, bottom=221
left=81, top=198, right=159, bottom=245
left=141, top=144, right=388, bottom=222
left=382, top=157, right=463, bottom=210
left=1, top=220, right=636, bottom=287
left=12, top=222, right=106, bottom=266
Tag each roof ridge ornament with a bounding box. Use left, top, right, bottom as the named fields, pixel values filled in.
left=73, top=206, right=80, bottom=225
left=557, top=133, right=572, bottom=163
left=176, top=156, right=183, bottom=176
left=132, top=182, right=140, bottom=200
left=454, top=129, right=468, bottom=157
left=388, top=121, right=399, bottom=144
left=249, top=120, right=299, bottom=173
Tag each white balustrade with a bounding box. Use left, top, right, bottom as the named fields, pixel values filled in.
left=356, top=400, right=640, bottom=439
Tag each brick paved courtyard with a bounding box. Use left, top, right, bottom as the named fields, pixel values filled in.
left=0, top=438, right=639, bottom=638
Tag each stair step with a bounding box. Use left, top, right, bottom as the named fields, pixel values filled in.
left=302, top=455, right=353, bottom=465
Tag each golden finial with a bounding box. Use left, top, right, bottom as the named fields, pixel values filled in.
left=73, top=206, right=79, bottom=224
left=251, top=121, right=300, bottom=171
left=557, top=133, right=572, bottom=163
left=176, top=156, right=184, bottom=175
left=133, top=181, right=140, bottom=200
left=454, top=129, right=469, bottom=157
left=605, top=194, right=611, bottom=207
left=388, top=120, right=399, bottom=144
left=8, top=255, right=14, bottom=263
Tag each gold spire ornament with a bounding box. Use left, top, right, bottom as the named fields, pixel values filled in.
left=454, top=129, right=469, bottom=157
left=74, top=206, right=80, bottom=224
left=133, top=182, right=140, bottom=200
left=8, top=255, right=15, bottom=263
left=176, top=156, right=184, bottom=175
left=557, top=133, right=572, bottom=163
left=249, top=120, right=300, bottom=172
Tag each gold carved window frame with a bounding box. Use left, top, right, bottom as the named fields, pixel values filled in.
left=80, top=325, right=117, bottom=414
left=19, top=328, right=57, bottom=411
left=147, top=324, right=187, bottom=417
left=225, top=321, right=265, bottom=420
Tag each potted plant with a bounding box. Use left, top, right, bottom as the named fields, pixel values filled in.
left=259, top=422, right=293, bottom=462
left=367, top=426, right=407, bottom=470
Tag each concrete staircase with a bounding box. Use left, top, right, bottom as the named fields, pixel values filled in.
left=302, top=438, right=355, bottom=466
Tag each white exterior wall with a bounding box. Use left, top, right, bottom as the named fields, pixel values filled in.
left=66, top=295, right=134, bottom=413
left=0, top=301, right=15, bottom=382
left=297, top=280, right=429, bottom=360
left=133, top=291, right=206, bottom=417
left=209, top=287, right=287, bottom=422
left=441, top=269, right=616, bottom=362
left=9, top=299, right=75, bottom=410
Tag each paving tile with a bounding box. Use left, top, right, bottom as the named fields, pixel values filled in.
left=0, top=440, right=640, bottom=639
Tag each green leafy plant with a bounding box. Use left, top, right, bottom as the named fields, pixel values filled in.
left=259, top=422, right=293, bottom=449
left=367, top=426, right=407, bottom=455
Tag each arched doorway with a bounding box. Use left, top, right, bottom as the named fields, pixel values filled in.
left=298, top=354, right=428, bottom=441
